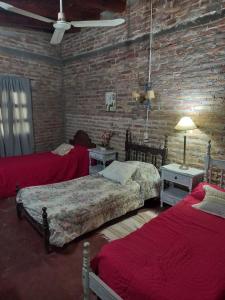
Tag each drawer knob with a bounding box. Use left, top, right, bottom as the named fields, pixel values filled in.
left=174, top=176, right=177, bottom=180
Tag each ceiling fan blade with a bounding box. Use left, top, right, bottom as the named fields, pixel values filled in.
left=50, top=29, right=65, bottom=45
left=0, top=1, right=55, bottom=23
left=71, top=18, right=125, bottom=28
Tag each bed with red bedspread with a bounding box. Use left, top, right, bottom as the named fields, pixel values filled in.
left=0, top=145, right=89, bottom=199
left=92, top=182, right=225, bottom=300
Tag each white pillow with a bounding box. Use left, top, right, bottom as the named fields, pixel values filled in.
left=193, top=185, right=225, bottom=218
left=125, top=161, right=160, bottom=200
left=99, top=161, right=137, bottom=185
left=126, top=161, right=160, bottom=181
left=203, top=185, right=225, bottom=203
left=52, top=143, right=74, bottom=156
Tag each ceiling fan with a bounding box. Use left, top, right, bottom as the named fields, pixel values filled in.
left=0, top=0, right=125, bottom=44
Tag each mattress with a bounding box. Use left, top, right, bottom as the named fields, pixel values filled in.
left=17, top=175, right=142, bottom=247
left=0, top=145, right=89, bottom=199
left=92, top=183, right=225, bottom=300
left=17, top=161, right=160, bottom=247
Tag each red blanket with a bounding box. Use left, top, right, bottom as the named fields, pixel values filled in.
left=92, top=184, right=225, bottom=300
left=0, top=145, right=89, bottom=199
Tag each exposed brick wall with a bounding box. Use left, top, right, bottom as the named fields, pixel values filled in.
left=0, top=27, right=63, bottom=152
left=62, top=0, right=225, bottom=168
left=2, top=1, right=223, bottom=164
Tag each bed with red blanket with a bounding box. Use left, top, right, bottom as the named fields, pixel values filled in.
left=90, top=182, right=225, bottom=300
left=0, top=130, right=94, bottom=199
left=82, top=142, right=225, bottom=300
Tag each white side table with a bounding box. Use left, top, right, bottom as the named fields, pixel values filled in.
left=160, top=163, right=204, bottom=207
left=88, top=148, right=117, bottom=174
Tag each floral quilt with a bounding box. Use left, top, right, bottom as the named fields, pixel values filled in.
left=127, top=161, right=161, bottom=200
left=17, top=175, right=144, bottom=247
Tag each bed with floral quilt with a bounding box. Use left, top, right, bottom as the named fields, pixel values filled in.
left=15, top=131, right=168, bottom=251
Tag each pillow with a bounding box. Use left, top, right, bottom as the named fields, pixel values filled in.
left=126, top=161, right=160, bottom=181
left=99, top=161, right=137, bottom=185
left=52, top=143, right=74, bottom=156
left=125, top=161, right=160, bottom=200
left=191, top=182, right=225, bottom=201
left=203, top=185, right=225, bottom=203
left=193, top=185, right=225, bottom=218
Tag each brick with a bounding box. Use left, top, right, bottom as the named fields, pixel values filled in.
left=62, top=0, right=225, bottom=169
left=0, top=27, right=63, bottom=152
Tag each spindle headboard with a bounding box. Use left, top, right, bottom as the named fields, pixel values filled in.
left=125, top=129, right=168, bottom=169
left=205, top=140, right=225, bottom=188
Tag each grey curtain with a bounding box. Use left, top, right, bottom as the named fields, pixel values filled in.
left=0, top=75, right=34, bottom=157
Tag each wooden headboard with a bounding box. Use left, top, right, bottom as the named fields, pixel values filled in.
left=205, top=140, right=225, bottom=188
left=69, top=130, right=96, bottom=148
left=125, top=129, right=168, bottom=169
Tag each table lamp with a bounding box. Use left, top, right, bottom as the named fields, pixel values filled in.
left=175, top=116, right=197, bottom=170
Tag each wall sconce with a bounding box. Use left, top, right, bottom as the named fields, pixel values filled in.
left=132, top=86, right=155, bottom=106
left=146, top=89, right=155, bottom=101
left=132, top=91, right=145, bottom=103
left=144, top=82, right=155, bottom=110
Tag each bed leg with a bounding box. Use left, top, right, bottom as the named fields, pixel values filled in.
left=16, top=201, right=23, bottom=219
left=15, top=185, right=23, bottom=219
left=83, top=242, right=90, bottom=300
left=16, top=184, right=20, bottom=195
left=42, top=207, right=51, bottom=253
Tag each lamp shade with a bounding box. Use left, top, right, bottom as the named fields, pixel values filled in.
left=132, top=91, right=141, bottom=102
left=146, top=89, right=155, bottom=100
left=175, top=116, right=197, bottom=131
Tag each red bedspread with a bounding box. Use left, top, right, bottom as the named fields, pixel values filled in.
left=0, top=145, right=89, bottom=199
left=92, top=184, right=225, bottom=300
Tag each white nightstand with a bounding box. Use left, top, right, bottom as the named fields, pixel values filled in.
left=88, top=148, right=117, bottom=174
left=160, top=163, right=204, bottom=207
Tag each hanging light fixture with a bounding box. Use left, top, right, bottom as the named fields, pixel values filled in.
left=131, top=1, right=155, bottom=143
left=144, top=0, right=155, bottom=142
left=146, top=0, right=155, bottom=100
left=132, top=1, right=155, bottom=100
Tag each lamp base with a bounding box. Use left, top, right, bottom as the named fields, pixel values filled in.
left=179, top=164, right=189, bottom=170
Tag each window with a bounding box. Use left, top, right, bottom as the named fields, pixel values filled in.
left=0, top=75, right=34, bottom=157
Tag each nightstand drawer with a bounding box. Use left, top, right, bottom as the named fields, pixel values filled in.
left=163, top=170, right=190, bottom=186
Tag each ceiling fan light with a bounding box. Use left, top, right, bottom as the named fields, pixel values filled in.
left=53, top=21, right=71, bottom=30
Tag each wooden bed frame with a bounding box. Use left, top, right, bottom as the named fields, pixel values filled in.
left=15, top=129, right=168, bottom=253
left=205, top=140, right=225, bottom=188
left=82, top=140, right=225, bottom=300
left=69, top=130, right=96, bottom=148
left=125, top=130, right=167, bottom=168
